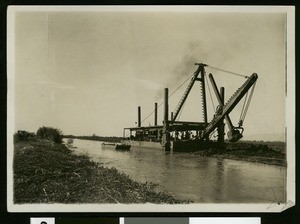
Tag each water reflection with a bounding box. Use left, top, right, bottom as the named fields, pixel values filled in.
left=68, top=139, right=286, bottom=203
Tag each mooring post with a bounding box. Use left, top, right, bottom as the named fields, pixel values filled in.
left=218, top=87, right=225, bottom=143
left=138, top=106, right=141, bottom=127
left=163, top=88, right=170, bottom=151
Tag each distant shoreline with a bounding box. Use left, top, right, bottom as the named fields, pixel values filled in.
left=63, top=135, right=125, bottom=143
left=65, top=135, right=286, bottom=167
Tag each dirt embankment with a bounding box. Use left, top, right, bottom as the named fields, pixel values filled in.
left=14, top=139, right=187, bottom=204
left=193, top=142, right=286, bottom=166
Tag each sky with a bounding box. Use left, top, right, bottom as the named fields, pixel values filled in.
left=12, top=8, right=287, bottom=141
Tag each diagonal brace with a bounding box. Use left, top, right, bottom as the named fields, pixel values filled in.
left=208, top=73, right=234, bottom=131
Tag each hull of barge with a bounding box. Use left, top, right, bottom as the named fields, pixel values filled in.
left=121, top=140, right=225, bottom=152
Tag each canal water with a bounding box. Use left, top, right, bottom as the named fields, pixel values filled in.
left=68, top=139, right=286, bottom=203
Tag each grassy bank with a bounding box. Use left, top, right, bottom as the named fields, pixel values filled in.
left=14, top=138, right=186, bottom=204
left=193, top=142, right=286, bottom=166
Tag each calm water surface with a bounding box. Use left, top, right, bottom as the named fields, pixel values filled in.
left=68, top=139, right=286, bottom=203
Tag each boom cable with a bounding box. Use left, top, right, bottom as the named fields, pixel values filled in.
left=239, top=91, right=249, bottom=123
left=207, top=65, right=248, bottom=78
left=240, top=81, right=257, bottom=123
left=141, top=72, right=194, bottom=124
left=169, top=72, right=195, bottom=98
left=177, top=99, right=187, bottom=121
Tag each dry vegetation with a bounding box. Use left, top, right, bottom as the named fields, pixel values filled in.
left=14, top=138, right=187, bottom=204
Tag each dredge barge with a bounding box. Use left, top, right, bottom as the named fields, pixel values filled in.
left=122, top=63, right=258, bottom=152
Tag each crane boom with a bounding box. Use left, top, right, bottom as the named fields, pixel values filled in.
left=200, top=73, right=258, bottom=140
left=171, top=63, right=207, bottom=122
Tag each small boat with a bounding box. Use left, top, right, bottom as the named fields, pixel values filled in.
left=115, top=143, right=131, bottom=150
left=101, top=142, right=131, bottom=151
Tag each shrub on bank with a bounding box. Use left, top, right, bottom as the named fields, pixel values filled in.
left=14, top=130, right=36, bottom=142
left=36, top=126, right=63, bottom=144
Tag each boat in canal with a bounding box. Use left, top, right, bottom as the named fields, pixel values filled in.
left=101, top=142, right=131, bottom=151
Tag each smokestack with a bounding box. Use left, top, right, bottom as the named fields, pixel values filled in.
left=154, top=103, right=158, bottom=126
left=138, top=106, right=141, bottom=127
left=163, top=88, right=170, bottom=151
left=164, top=88, right=169, bottom=123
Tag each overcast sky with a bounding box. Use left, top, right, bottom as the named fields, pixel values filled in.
left=12, top=8, right=287, bottom=140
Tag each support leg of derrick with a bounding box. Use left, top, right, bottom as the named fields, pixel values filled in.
left=217, top=87, right=225, bottom=143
